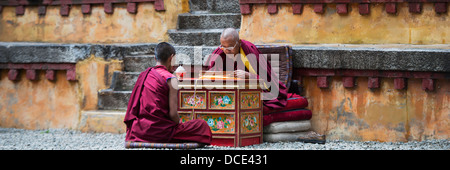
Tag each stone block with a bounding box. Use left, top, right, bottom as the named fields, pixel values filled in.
left=98, top=89, right=131, bottom=110
left=177, top=13, right=241, bottom=30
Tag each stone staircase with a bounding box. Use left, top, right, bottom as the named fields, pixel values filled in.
left=169, top=0, right=240, bottom=46
left=78, top=0, right=241, bottom=133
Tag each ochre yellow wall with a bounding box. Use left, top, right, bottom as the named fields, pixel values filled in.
left=76, top=56, right=123, bottom=111
left=0, top=0, right=189, bottom=43
left=240, top=3, right=449, bottom=45
left=303, top=77, right=449, bottom=142
left=0, top=70, right=80, bottom=129
left=0, top=56, right=123, bottom=130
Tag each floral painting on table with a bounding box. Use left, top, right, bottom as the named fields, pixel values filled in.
left=196, top=113, right=235, bottom=134
left=240, top=92, right=260, bottom=109
left=178, top=112, right=192, bottom=123
left=180, top=91, right=206, bottom=109
left=240, top=111, right=260, bottom=134
left=209, top=92, right=235, bottom=110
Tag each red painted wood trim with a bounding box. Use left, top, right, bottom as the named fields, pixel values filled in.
left=66, top=69, right=77, bottom=81
left=45, top=70, right=56, bottom=81
left=16, top=5, right=24, bottom=15
left=409, top=2, right=422, bottom=13
left=435, top=2, right=447, bottom=13
left=342, top=76, right=355, bottom=88
left=422, top=78, right=434, bottom=91
left=26, top=69, right=37, bottom=80
left=386, top=2, right=397, bottom=14
left=368, top=77, right=380, bottom=89
left=8, top=69, right=19, bottom=81
left=238, top=0, right=450, bottom=14
left=104, top=2, right=113, bottom=14
left=239, top=0, right=449, bottom=4
left=394, top=78, right=406, bottom=89
left=0, top=63, right=75, bottom=70
left=317, top=76, right=329, bottom=88
left=268, top=3, right=278, bottom=14
left=292, top=4, right=303, bottom=14
left=336, top=3, right=348, bottom=14
left=314, top=4, right=325, bottom=13
left=294, top=68, right=449, bottom=79
left=240, top=4, right=252, bottom=14
left=154, top=0, right=165, bottom=11
left=127, top=2, right=137, bottom=14
left=294, top=68, right=449, bottom=91
left=38, top=5, right=46, bottom=15
left=60, top=4, right=69, bottom=16
left=0, top=63, right=77, bottom=81
left=81, top=4, right=91, bottom=14
left=359, top=3, right=370, bottom=15
left=0, top=0, right=164, bottom=15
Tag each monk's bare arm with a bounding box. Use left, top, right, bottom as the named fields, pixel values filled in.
left=167, top=78, right=180, bottom=124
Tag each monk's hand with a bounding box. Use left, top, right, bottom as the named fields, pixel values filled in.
left=234, top=70, right=250, bottom=79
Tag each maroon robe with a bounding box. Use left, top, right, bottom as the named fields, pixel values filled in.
left=124, top=65, right=212, bottom=144
left=206, top=39, right=288, bottom=110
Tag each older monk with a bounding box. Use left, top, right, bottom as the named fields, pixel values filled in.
left=206, top=28, right=288, bottom=110
left=124, top=42, right=212, bottom=144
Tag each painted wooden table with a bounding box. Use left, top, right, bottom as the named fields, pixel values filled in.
left=177, top=72, right=263, bottom=147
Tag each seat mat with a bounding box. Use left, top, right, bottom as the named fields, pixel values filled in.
left=263, top=109, right=312, bottom=126
left=125, top=141, right=205, bottom=149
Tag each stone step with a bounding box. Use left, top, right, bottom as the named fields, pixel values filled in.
left=178, top=13, right=241, bottom=29
left=98, top=89, right=131, bottom=110
left=168, top=29, right=236, bottom=46
left=189, top=0, right=241, bottom=13
left=174, top=45, right=217, bottom=65
left=111, top=71, right=140, bottom=91
left=78, top=110, right=126, bottom=134
left=123, top=55, right=156, bottom=72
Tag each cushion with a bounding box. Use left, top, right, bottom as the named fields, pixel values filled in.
left=256, top=45, right=292, bottom=90
left=263, top=131, right=325, bottom=143
left=124, top=141, right=205, bottom=149
left=264, top=93, right=308, bottom=115
left=263, top=131, right=313, bottom=143
left=263, top=120, right=311, bottom=134
left=263, top=109, right=312, bottom=126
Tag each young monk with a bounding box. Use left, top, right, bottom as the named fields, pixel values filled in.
left=124, top=42, right=212, bottom=144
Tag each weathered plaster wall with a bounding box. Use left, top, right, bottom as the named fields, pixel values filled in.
left=0, top=56, right=122, bottom=130
left=303, top=76, right=449, bottom=142
left=0, top=0, right=189, bottom=43
left=76, top=56, right=123, bottom=111
left=0, top=70, right=80, bottom=130
left=240, top=3, right=449, bottom=45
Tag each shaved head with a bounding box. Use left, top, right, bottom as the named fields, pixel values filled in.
left=220, top=28, right=241, bottom=55
left=220, top=28, right=239, bottom=42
